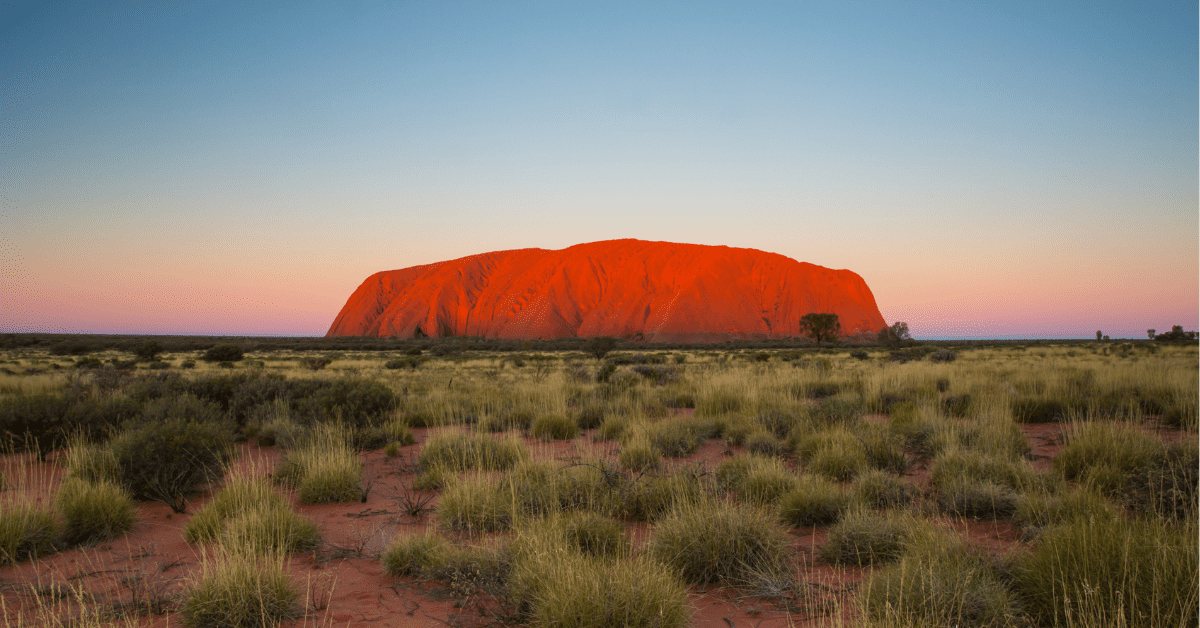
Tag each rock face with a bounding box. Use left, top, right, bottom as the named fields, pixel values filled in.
left=326, top=239, right=887, bottom=342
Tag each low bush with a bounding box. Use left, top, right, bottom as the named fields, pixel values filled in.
left=0, top=393, right=73, bottom=460
left=928, top=350, right=957, bottom=363
left=530, top=414, right=579, bottom=440
left=778, top=476, right=853, bottom=528
left=201, top=344, right=244, bottom=363
left=299, top=356, right=331, bottom=370
left=54, top=477, right=137, bottom=545
left=180, top=551, right=299, bottom=628
left=820, top=509, right=909, bottom=566
left=110, top=418, right=234, bottom=513
left=650, top=498, right=790, bottom=585
left=1016, top=516, right=1198, bottom=628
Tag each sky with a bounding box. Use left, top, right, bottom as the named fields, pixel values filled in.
left=1, top=0, right=1196, bottom=340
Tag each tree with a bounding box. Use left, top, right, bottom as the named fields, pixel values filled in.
left=877, top=322, right=911, bottom=346
left=1147, top=329, right=1156, bottom=340
left=1096, top=330, right=1103, bottom=342
left=585, top=336, right=618, bottom=361
left=799, top=313, right=841, bottom=346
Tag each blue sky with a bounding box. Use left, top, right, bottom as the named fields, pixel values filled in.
left=2, top=0, right=1196, bottom=338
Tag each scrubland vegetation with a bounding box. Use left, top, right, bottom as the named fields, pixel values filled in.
left=0, top=338, right=1195, bottom=627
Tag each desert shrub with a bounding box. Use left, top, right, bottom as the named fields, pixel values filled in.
left=180, top=551, right=299, bottom=628
left=862, top=536, right=1022, bottom=628
left=54, top=477, right=137, bottom=545
left=201, top=344, right=244, bottom=363
left=820, top=509, right=909, bottom=566
left=180, top=359, right=197, bottom=369
left=850, top=350, right=869, bottom=360
left=937, top=478, right=1018, bottom=520
left=436, top=474, right=512, bottom=534
left=293, top=378, right=397, bottom=428
left=0, top=393, right=73, bottom=459
left=1016, top=516, right=1198, bottom=628
left=382, top=530, right=447, bottom=577
left=650, top=498, right=790, bottom=585
left=62, top=395, right=143, bottom=441
left=139, top=392, right=224, bottom=426
left=1055, top=420, right=1166, bottom=495
left=110, top=418, right=234, bottom=512
left=418, top=431, right=527, bottom=473
left=299, top=356, right=331, bottom=370
left=0, top=503, right=60, bottom=564
left=778, top=476, right=853, bottom=528
left=530, top=414, right=579, bottom=440
left=220, top=506, right=321, bottom=555
left=855, top=469, right=914, bottom=509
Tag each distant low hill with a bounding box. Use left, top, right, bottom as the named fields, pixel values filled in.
left=326, top=239, right=888, bottom=342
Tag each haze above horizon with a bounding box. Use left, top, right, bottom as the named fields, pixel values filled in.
left=2, top=1, right=1196, bottom=340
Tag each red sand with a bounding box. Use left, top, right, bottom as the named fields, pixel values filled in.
left=326, top=239, right=887, bottom=342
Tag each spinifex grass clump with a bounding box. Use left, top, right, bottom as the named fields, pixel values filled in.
left=796, top=427, right=869, bottom=481
left=275, top=424, right=363, bottom=504
left=510, top=517, right=688, bottom=628
left=778, top=475, right=854, bottom=528
left=436, top=474, right=514, bottom=534
left=930, top=447, right=1045, bottom=493
left=650, top=498, right=790, bottom=585
left=220, top=506, right=321, bottom=555
left=381, top=529, right=447, bottom=577
left=820, top=509, right=910, bottom=566
left=936, top=478, right=1019, bottom=520
left=1016, top=516, right=1198, bottom=628
left=0, top=502, right=59, bottom=564
left=417, top=430, right=528, bottom=473
left=181, top=549, right=300, bottom=628
left=855, top=469, right=914, bottom=509
left=621, top=470, right=708, bottom=522
left=54, top=477, right=137, bottom=545
left=715, top=453, right=799, bottom=506
left=618, top=430, right=661, bottom=472
left=861, top=532, right=1024, bottom=628
left=530, top=414, right=579, bottom=440
left=1055, top=419, right=1167, bottom=495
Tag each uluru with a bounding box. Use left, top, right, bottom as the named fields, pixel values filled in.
left=326, top=239, right=887, bottom=343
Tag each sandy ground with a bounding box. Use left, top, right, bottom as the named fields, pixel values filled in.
left=0, top=415, right=1188, bottom=628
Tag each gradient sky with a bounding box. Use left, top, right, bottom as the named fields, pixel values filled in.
left=1, top=0, right=1196, bottom=339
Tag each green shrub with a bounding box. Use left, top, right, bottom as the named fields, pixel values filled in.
left=382, top=530, right=447, bottom=577
left=820, top=509, right=908, bottom=566
left=181, top=551, right=299, bottom=628
left=530, top=414, right=579, bottom=440
left=1016, top=516, right=1198, bottom=628
left=855, top=469, right=914, bottom=509
left=778, top=476, right=853, bottom=528
left=293, top=378, right=398, bottom=428
left=650, top=499, right=790, bottom=585
left=0, top=393, right=73, bottom=460
left=0, top=503, right=59, bottom=564
left=299, top=356, right=331, bottom=370
left=201, top=344, right=245, bottom=363
left=110, top=418, right=234, bottom=513
left=54, top=477, right=137, bottom=545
